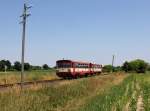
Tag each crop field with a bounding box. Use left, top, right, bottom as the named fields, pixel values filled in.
left=0, top=72, right=150, bottom=111
left=0, top=70, right=58, bottom=85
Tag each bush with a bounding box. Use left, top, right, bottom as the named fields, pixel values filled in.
left=114, top=66, right=122, bottom=72
left=31, top=66, right=42, bottom=70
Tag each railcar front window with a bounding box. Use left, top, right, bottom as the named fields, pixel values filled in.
left=57, top=63, right=71, bottom=68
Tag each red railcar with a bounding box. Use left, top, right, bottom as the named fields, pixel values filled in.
left=56, top=60, right=102, bottom=78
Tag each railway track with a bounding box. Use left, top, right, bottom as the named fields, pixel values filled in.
left=0, top=73, right=110, bottom=91
left=0, top=79, right=63, bottom=90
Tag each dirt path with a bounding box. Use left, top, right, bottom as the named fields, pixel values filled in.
left=124, top=102, right=130, bottom=111
left=136, top=95, right=144, bottom=111
left=126, top=81, right=144, bottom=111
left=136, top=82, right=144, bottom=111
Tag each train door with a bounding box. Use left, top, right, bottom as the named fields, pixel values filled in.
left=72, top=62, right=75, bottom=76
left=89, top=63, right=93, bottom=75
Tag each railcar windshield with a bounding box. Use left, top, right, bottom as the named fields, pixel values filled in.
left=57, top=62, right=72, bottom=68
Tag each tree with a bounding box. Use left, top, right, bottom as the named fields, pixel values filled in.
left=14, top=61, right=21, bottom=71
left=103, top=65, right=113, bottom=73
left=0, top=61, right=4, bottom=71
left=24, top=63, right=31, bottom=71
left=0, top=60, right=11, bottom=71
left=130, top=59, right=148, bottom=73
left=42, top=64, right=49, bottom=70
left=5, top=60, right=11, bottom=69
left=135, top=60, right=148, bottom=73
left=122, top=59, right=148, bottom=73
left=122, top=61, right=130, bottom=72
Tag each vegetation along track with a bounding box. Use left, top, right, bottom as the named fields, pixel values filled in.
left=0, top=79, right=63, bottom=91
left=0, top=73, right=109, bottom=91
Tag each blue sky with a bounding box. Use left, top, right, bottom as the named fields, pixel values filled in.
left=0, top=0, right=150, bottom=66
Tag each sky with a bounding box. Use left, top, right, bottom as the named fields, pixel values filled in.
left=0, top=0, right=150, bottom=66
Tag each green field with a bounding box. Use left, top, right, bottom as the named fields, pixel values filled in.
left=0, top=72, right=150, bottom=111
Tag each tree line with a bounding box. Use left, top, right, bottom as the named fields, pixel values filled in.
left=0, top=60, right=51, bottom=71
left=103, top=59, right=149, bottom=73
left=1, top=59, right=149, bottom=73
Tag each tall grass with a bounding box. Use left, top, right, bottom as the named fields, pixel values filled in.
left=142, top=82, right=150, bottom=111
left=0, top=79, right=98, bottom=111
left=128, top=73, right=150, bottom=111
left=0, top=73, right=126, bottom=111
left=139, top=74, right=150, bottom=111
left=0, top=70, right=57, bottom=85
left=79, top=75, right=135, bottom=111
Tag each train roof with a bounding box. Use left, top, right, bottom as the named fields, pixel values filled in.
left=56, top=60, right=90, bottom=64
left=56, top=60, right=102, bottom=65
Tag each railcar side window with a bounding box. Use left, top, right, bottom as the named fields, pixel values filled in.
left=75, top=63, right=89, bottom=68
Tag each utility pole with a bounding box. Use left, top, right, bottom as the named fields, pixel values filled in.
left=4, top=65, right=7, bottom=84
left=4, top=65, right=7, bottom=73
left=20, top=2, right=31, bottom=89
left=112, top=55, right=115, bottom=72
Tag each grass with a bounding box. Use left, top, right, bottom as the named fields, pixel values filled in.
left=0, top=70, right=58, bottom=85
left=138, top=74, right=150, bottom=111
left=78, top=73, right=150, bottom=111
left=0, top=81, right=89, bottom=111
left=0, top=73, right=127, bottom=111
left=79, top=74, right=134, bottom=111
left=1, top=72, right=150, bottom=111
left=142, top=82, right=150, bottom=111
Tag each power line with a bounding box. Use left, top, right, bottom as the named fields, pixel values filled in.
left=20, top=2, right=31, bottom=89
